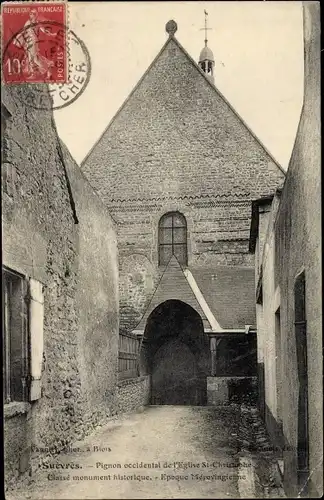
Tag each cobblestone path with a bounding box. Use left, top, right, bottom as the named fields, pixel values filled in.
left=7, top=405, right=285, bottom=499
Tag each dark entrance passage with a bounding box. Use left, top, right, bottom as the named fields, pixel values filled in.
left=140, top=300, right=210, bottom=405
left=152, top=338, right=198, bottom=405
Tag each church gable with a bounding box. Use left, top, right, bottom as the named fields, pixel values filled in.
left=82, top=31, right=285, bottom=206
left=136, top=256, right=213, bottom=331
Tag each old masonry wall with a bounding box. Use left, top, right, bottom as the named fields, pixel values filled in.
left=2, top=84, right=119, bottom=488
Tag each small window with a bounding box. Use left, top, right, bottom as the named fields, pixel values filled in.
left=158, top=212, right=187, bottom=266
left=3, top=268, right=29, bottom=403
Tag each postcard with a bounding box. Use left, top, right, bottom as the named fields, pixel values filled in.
left=2, top=1, right=322, bottom=498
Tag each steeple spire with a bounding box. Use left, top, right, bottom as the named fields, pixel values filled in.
left=198, top=10, right=215, bottom=83
left=204, top=9, right=209, bottom=47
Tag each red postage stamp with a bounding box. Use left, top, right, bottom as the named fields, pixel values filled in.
left=1, top=1, right=68, bottom=84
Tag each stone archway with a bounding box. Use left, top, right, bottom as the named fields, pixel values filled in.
left=140, top=300, right=210, bottom=405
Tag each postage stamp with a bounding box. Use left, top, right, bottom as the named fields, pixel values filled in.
left=1, top=1, right=68, bottom=84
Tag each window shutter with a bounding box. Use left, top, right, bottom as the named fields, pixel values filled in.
left=21, top=278, right=29, bottom=401
left=29, top=279, right=44, bottom=401
left=3, top=276, right=11, bottom=403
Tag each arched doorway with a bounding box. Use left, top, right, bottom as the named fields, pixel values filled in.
left=152, top=338, right=198, bottom=405
left=140, top=300, right=210, bottom=405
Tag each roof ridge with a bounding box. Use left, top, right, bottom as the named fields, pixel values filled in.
left=81, top=36, right=173, bottom=167
left=126, top=253, right=174, bottom=335
left=171, top=36, right=286, bottom=175
left=130, top=254, right=211, bottom=333
left=81, top=33, right=286, bottom=176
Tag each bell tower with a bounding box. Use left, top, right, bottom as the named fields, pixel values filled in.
left=198, top=10, right=215, bottom=83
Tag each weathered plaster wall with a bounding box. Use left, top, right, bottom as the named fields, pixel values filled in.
left=256, top=196, right=283, bottom=449
left=61, top=142, right=119, bottom=425
left=2, top=85, right=119, bottom=487
left=254, top=2, right=321, bottom=496
left=2, top=84, right=80, bottom=486
left=254, top=202, right=276, bottom=424
left=274, top=3, right=321, bottom=495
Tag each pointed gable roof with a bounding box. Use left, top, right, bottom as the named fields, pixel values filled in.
left=82, top=33, right=285, bottom=176
left=133, top=256, right=256, bottom=332
left=136, top=255, right=216, bottom=331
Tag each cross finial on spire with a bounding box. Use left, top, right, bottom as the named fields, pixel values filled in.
left=200, top=10, right=212, bottom=47
left=198, top=11, right=215, bottom=83
left=204, top=10, right=208, bottom=46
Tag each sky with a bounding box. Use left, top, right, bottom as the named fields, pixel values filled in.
left=54, top=1, right=304, bottom=169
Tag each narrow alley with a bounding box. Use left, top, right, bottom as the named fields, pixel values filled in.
left=8, top=405, right=284, bottom=500
left=2, top=2, right=321, bottom=499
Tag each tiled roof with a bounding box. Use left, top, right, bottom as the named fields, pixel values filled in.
left=191, top=266, right=256, bottom=329
left=137, top=256, right=211, bottom=331
left=135, top=257, right=256, bottom=331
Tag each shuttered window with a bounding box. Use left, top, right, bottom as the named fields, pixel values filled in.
left=3, top=268, right=29, bottom=403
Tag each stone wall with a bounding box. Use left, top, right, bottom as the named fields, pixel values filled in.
left=2, top=84, right=80, bottom=486
left=207, top=377, right=258, bottom=406
left=3, top=404, right=31, bottom=488
left=117, top=376, right=151, bottom=414
left=81, top=35, right=285, bottom=332
left=82, top=37, right=284, bottom=203
left=2, top=84, right=119, bottom=487
left=112, top=200, right=259, bottom=331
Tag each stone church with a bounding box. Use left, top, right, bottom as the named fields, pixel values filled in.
left=81, top=20, right=285, bottom=406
